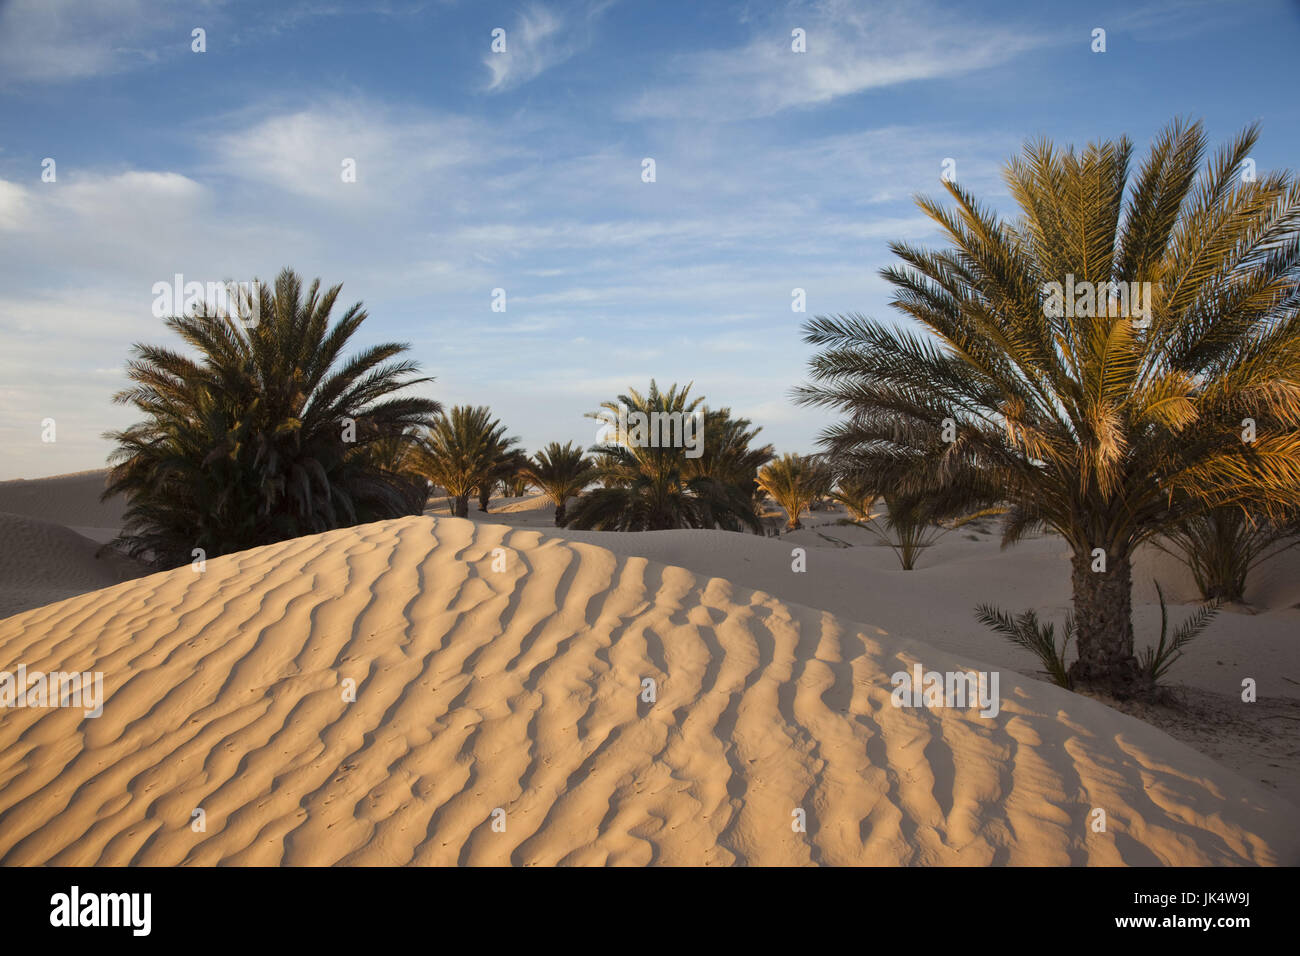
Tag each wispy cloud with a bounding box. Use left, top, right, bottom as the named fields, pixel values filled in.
left=626, top=0, right=1050, bottom=119
left=0, top=0, right=183, bottom=83
left=482, top=1, right=612, bottom=92
left=0, top=0, right=433, bottom=83
left=198, top=97, right=526, bottom=221
left=0, top=179, right=30, bottom=229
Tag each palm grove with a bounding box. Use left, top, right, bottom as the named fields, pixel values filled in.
left=106, top=120, right=1300, bottom=702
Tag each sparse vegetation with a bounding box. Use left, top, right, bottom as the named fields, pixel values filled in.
left=1155, top=506, right=1299, bottom=603
left=975, top=605, right=1074, bottom=689
left=978, top=580, right=1220, bottom=692
left=1140, top=582, right=1220, bottom=683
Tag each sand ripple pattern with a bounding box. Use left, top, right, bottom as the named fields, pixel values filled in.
left=0, top=516, right=1294, bottom=865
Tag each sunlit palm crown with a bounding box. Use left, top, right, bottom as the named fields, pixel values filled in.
left=799, top=119, right=1300, bottom=555
left=756, top=453, right=829, bottom=530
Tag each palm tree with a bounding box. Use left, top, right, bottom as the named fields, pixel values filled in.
left=685, top=408, right=774, bottom=517
left=368, top=427, right=439, bottom=515
left=1155, top=506, right=1299, bottom=603
left=414, top=406, right=516, bottom=518
left=522, top=441, right=596, bottom=526
left=798, top=119, right=1300, bottom=698
left=756, top=453, right=829, bottom=530
left=478, top=447, right=526, bottom=513
left=831, top=476, right=877, bottom=522
left=835, top=447, right=1001, bottom=569
left=565, top=381, right=764, bottom=532
left=104, top=268, right=439, bottom=569
left=503, top=472, right=532, bottom=497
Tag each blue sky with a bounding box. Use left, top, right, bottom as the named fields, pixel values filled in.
left=1, top=0, right=1298, bottom=479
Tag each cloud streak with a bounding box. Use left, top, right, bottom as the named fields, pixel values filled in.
left=0, top=0, right=180, bottom=83
left=483, top=1, right=612, bottom=92
left=626, top=0, right=1050, bottom=119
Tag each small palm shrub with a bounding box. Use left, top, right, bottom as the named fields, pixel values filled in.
left=975, top=605, right=1075, bottom=688
left=977, top=581, right=1219, bottom=691
left=756, top=453, right=830, bottom=531
left=832, top=477, right=877, bottom=522
left=523, top=442, right=596, bottom=526
left=1139, top=582, right=1220, bottom=683
left=1155, top=506, right=1299, bottom=603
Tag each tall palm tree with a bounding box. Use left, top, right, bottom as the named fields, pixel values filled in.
left=522, top=441, right=596, bottom=526
left=414, top=405, right=516, bottom=518
left=798, top=119, right=1300, bottom=698
left=566, top=381, right=763, bottom=532
left=104, top=268, right=439, bottom=569
left=756, top=453, right=829, bottom=530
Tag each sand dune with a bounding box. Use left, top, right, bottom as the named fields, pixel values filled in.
left=0, top=470, right=124, bottom=530
left=1, top=515, right=1294, bottom=866
left=0, top=512, right=145, bottom=618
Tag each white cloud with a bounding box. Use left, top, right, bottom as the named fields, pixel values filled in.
left=0, top=179, right=31, bottom=229
left=207, top=100, right=503, bottom=204
left=0, top=170, right=219, bottom=281
left=50, top=170, right=205, bottom=218
left=0, top=286, right=165, bottom=477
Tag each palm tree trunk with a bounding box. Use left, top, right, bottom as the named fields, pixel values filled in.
left=554, top=500, right=566, bottom=526
left=454, top=493, right=469, bottom=518
left=478, top=484, right=492, bottom=512
left=1067, top=547, right=1151, bottom=697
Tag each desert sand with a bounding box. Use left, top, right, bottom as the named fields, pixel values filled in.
left=0, top=470, right=127, bottom=541
left=0, top=470, right=143, bottom=618
left=0, top=473, right=1296, bottom=865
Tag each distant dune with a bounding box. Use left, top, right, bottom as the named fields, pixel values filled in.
left=0, top=512, right=145, bottom=618
left=0, top=469, right=125, bottom=537
left=1, top=514, right=1295, bottom=865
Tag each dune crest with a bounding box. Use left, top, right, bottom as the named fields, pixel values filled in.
left=0, top=515, right=1294, bottom=866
